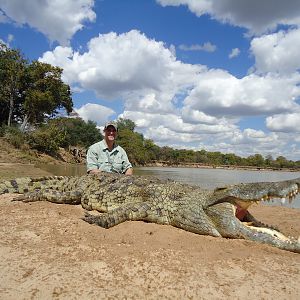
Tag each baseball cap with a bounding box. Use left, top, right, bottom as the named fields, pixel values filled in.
left=104, top=121, right=118, bottom=131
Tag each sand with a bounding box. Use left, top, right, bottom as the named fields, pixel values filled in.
left=0, top=192, right=299, bottom=299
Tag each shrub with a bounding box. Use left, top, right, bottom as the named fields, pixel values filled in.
left=3, top=126, right=26, bottom=149
left=27, top=125, right=65, bottom=154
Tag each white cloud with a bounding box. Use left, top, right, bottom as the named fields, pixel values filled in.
left=0, top=0, right=96, bottom=45
left=232, top=128, right=278, bottom=144
left=251, top=28, right=300, bottom=74
left=0, top=33, right=13, bottom=47
left=157, top=0, right=300, bottom=35
left=40, top=46, right=81, bottom=84
left=123, top=108, right=299, bottom=159
left=40, top=30, right=201, bottom=100
left=75, top=103, right=115, bottom=126
left=122, top=110, right=237, bottom=139
left=229, top=48, right=240, bottom=59
left=266, top=113, right=300, bottom=133
left=179, top=42, right=216, bottom=52
left=196, top=128, right=288, bottom=159
left=169, top=44, right=176, bottom=56
left=183, top=70, right=300, bottom=117
left=7, top=33, right=13, bottom=43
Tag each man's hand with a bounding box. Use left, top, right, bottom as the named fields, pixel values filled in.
left=125, top=168, right=133, bottom=175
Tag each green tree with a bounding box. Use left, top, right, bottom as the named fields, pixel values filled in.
left=265, top=155, right=274, bottom=167
left=176, top=149, right=195, bottom=163
left=27, top=123, right=66, bottom=154
left=246, top=154, right=265, bottom=167
left=159, top=146, right=174, bottom=162
left=117, top=128, right=148, bottom=165
left=143, top=139, right=160, bottom=161
left=207, top=151, right=223, bottom=165
left=49, top=117, right=102, bottom=148
left=22, top=61, right=73, bottom=128
left=274, top=156, right=293, bottom=169
left=195, top=149, right=209, bottom=164
left=222, top=153, right=242, bottom=165
left=116, top=118, right=136, bottom=131
left=0, top=42, right=27, bottom=126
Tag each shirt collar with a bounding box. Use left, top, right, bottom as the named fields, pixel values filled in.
left=102, top=139, right=118, bottom=152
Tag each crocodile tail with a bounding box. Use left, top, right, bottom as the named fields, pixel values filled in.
left=0, top=176, right=65, bottom=195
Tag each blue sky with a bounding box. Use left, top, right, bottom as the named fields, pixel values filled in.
left=1, top=0, right=300, bottom=160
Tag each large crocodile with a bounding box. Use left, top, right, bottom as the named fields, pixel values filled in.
left=0, top=173, right=299, bottom=253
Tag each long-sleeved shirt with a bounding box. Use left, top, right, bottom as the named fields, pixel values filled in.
left=86, top=140, right=132, bottom=174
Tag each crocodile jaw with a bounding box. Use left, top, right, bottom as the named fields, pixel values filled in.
left=228, top=182, right=299, bottom=207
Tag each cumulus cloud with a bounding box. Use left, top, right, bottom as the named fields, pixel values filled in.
left=183, top=70, right=300, bottom=117
left=40, top=30, right=200, bottom=100
left=122, top=110, right=238, bottom=140
left=75, top=103, right=115, bottom=126
left=179, top=42, right=216, bottom=52
left=266, top=113, right=300, bottom=133
left=0, top=0, right=96, bottom=45
left=207, top=132, right=286, bottom=159
left=42, top=29, right=300, bottom=122
left=229, top=48, right=240, bottom=59
left=251, top=28, right=300, bottom=74
left=122, top=107, right=297, bottom=159
left=157, top=0, right=300, bottom=35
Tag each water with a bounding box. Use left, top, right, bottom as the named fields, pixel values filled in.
left=36, top=164, right=300, bottom=209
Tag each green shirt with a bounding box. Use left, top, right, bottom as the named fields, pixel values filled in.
left=86, top=140, right=132, bottom=174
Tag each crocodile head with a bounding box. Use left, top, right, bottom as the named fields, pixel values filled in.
left=211, top=177, right=300, bottom=217
left=205, top=177, right=300, bottom=253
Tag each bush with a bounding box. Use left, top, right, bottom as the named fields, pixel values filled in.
left=3, top=126, right=26, bottom=149
left=47, top=117, right=102, bottom=148
left=27, top=125, right=65, bottom=154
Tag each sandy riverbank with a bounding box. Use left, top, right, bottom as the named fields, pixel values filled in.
left=0, top=163, right=299, bottom=299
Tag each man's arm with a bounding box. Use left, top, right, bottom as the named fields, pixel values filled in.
left=86, top=145, right=100, bottom=173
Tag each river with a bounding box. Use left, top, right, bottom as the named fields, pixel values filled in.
left=36, top=164, right=300, bottom=209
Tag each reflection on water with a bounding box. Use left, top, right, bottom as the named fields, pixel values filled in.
left=36, top=164, right=300, bottom=209
left=36, top=163, right=87, bottom=176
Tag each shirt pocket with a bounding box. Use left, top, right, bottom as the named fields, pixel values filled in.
left=111, top=161, right=124, bottom=173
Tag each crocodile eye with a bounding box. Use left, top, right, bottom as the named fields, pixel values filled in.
left=215, top=187, right=227, bottom=191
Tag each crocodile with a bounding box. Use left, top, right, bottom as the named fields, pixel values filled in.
left=0, top=173, right=299, bottom=253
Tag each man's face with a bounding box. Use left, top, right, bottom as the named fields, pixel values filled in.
left=104, top=126, right=117, bottom=142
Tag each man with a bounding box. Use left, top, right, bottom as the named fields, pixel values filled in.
left=86, top=121, right=133, bottom=175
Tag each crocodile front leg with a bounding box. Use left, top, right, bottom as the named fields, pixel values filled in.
left=206, top=203, right=300, bottom=253
left=83, top=202, right=154, bottom=228
left=83, top=201, right=222, bottom=237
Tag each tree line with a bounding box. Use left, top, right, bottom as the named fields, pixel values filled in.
left=1, top=42, right=299, bottom=170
